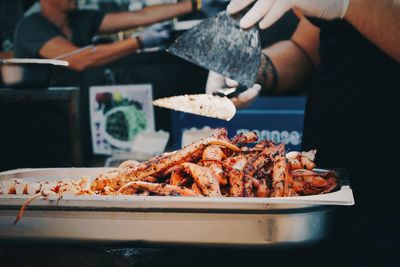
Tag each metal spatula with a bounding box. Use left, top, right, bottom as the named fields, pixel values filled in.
left=152, top=94, right=236, bottom=121
left=167, top=11, right=261, bottom=88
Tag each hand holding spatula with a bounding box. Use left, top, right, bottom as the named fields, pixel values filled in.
left=206, top=71, right=262, bottom=108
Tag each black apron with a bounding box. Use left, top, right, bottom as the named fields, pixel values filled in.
left=302, top=18, right=400, bottom=260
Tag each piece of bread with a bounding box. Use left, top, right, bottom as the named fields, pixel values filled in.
left=153, top=94, right=236, bottom=121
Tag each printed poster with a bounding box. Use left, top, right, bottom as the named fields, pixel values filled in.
left=89, top=84, right=155, bottom=155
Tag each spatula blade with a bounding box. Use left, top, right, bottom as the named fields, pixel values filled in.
left=167, top=11, right=261, bottom=88
left=153, top=94, right=236, bottom=121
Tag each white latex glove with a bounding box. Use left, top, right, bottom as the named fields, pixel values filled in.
left=136, top=23, right=170, bottom=49
left=205, top=71, right=261, bottom=109
left=230, top=83, right=261, bottom=109
left=205, top=71, right=226, bottom=95
left=227, top=0, right=350, bottom=29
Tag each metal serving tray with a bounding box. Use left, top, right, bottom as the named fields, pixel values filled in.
left=0, top=168, right=354, bottom=247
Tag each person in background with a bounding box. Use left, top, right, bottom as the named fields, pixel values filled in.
left=208, top=1, right=399, bottom=266
left=13, top=0, right=217, bottom=72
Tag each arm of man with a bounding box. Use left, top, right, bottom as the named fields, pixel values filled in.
left=99, top=1, right=193, bottom=34
left=345, top=0, right=400, bottom=62
left=39, top=37, right=139, bottom=71
left=257, top=17, right=320, bottom=95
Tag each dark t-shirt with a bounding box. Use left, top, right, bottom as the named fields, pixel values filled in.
left=14, top=10, right=105, bottom=85
left=302, top=19, right=400, bottom=212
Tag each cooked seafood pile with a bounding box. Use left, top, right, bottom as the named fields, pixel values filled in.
left=1, top=129, right=338, bottom=198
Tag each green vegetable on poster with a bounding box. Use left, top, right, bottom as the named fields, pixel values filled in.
left=105, top=105, right=147, bottom=141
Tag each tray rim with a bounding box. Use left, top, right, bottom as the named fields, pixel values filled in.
left=0, top=167, right=355, bottom=211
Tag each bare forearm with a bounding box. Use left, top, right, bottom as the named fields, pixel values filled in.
left=345, top=0, right=400, bottom=62
left=99, top=2, right=192, bottom=33
left=257, top=40, right=315, bottom=95
left=66, top=39, right=139, bottom=71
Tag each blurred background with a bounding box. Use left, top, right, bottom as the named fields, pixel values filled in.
left=0, top=0, right=300, bottom=171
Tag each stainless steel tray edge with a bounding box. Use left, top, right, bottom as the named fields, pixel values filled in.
left=0, top=168, right=354, bottom=210
left=0, top=207, right=334, bottom=246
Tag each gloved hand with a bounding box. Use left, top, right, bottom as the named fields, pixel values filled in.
left=136, top=23, right=170, bottom=49
left=227, top=0, right=350, bottom=29
left=206, top=71, right=261, bottom=109
left=230, top=83, right=261, bottom=109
